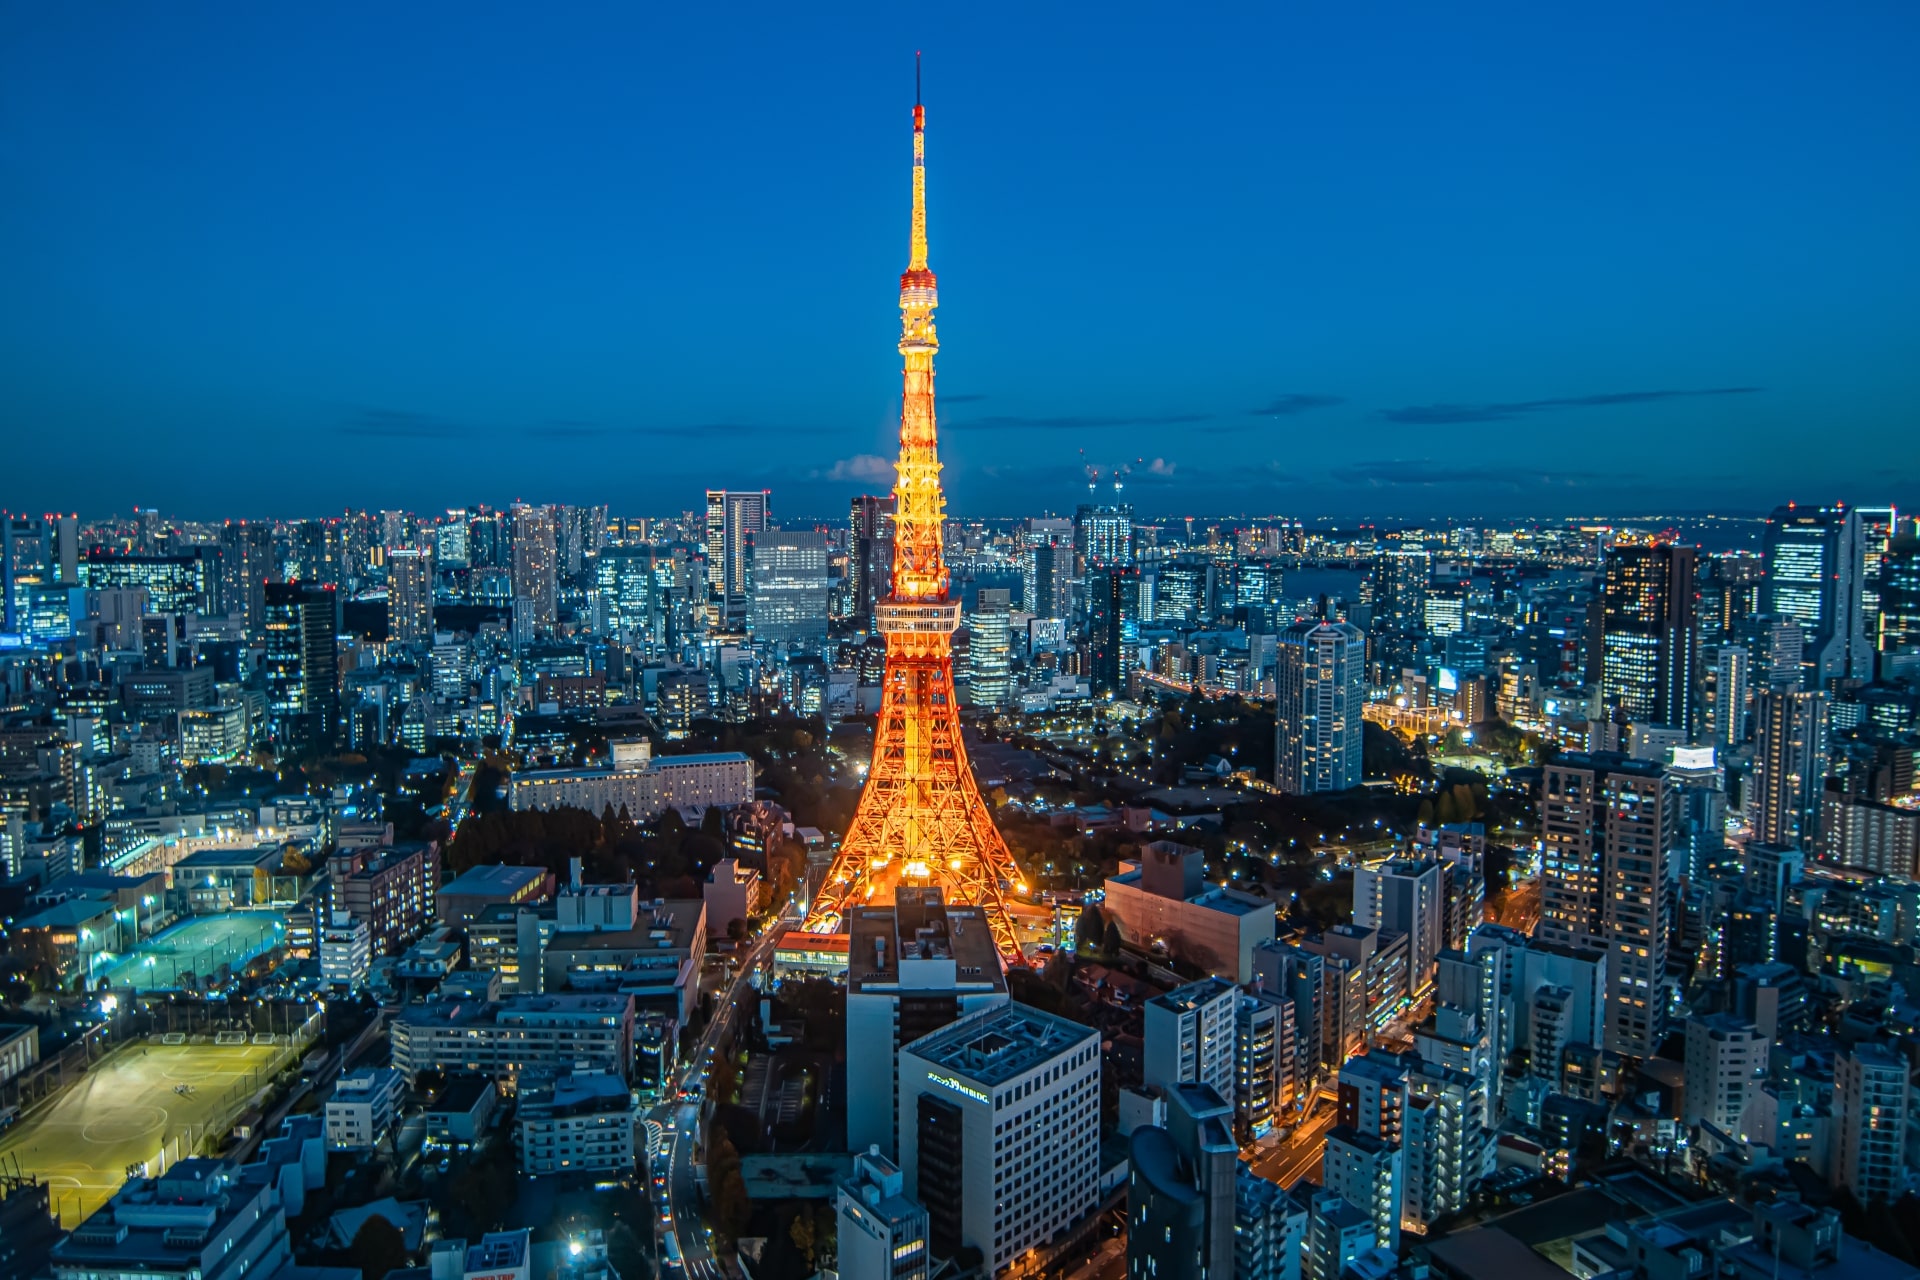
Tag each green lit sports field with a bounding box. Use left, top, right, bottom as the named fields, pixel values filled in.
left=0, top=1040, right=285, bottom=1225
left=96, top=912, right=287, bottom=993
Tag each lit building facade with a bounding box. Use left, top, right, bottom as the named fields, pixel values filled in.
left=898, top=1003, right=1100, bottom=1273
left=1274, top=620, right=1364, bottom=794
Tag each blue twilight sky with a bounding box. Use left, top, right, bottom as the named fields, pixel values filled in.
left=3, top=2, right=1918, bottom=522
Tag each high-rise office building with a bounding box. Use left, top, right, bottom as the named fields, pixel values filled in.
left=80, top=550, right=216, bottom=615
left=1274, top=620, right=1364, bottom=795
left=1074, top=502, right=1133, bottom=571
left=433, top=512, right=470, bottom=569
left=264, top=582, right=341, bottom=751
left=1701, top=640, right=1751, bottom=750
left=1819, top=791, right=1920, bottom=880
left=219, top=521, right=274, bottom=636
left=1751, top=687, right=1829, bottom=848
left=1876, top=528, right=1920, bottom=656
left=1857, top=506, right=1897, bottom=658
left=1598, top=542, right=1697, bottom=734
left=1253, top=941, right=1325, bottom=1090
left=1536, top=753, right=1677, bottom=1057
left=136, top=506, right=165, bottom=552
left=1763, top=503, right=1870, bottom=685
left=1234, top=1168, right=1307, bottom=1280
left=1305, top=1189, right=1375, bottom=1280
left=898, top=1004, right=1100, bottom=1273
left=706, top=489, right=768, bottom=624
left=290, top=518, right=347, bottom=588
left=748, top=529, right=830, bottom=650
left=965, top=588, right=1011, bottom=708
left=848, top=494, right=897, bottom=629
left=1373, top=548, right=1430, bottom=635
left=1703, top=552, right=1765, bottom=634
left=594, top=546, right=657, bottom=642
left=51, top=514, right=78, bottom=585
left=379, top=509, right=415, bottom=553
left=510, top=504, right=557, bottom=634
left=1022, top=519, right=1074, bottom=620
left=1088, top=566, right=1141, bottom=695
left=2, top=515, right=46, bottom=635
left=387, top=547, right=433, bottom=646
left=1235, top=991, right=1291, bottom=1139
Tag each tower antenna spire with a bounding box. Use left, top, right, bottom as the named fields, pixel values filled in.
left=916, top=50, right=921, bottom=107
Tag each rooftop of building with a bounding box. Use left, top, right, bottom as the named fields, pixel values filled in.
left=1128, top=1124, right=1204, bottom=1206
left=650, top=752, right=753, bottom=767
left=29, top=869, right=162, bottom=898
left=438, top=863, right=550, bottom=897
left=397, top=991, right=631, bottom=1026
left=332, top=1068, right=401, bottom=1102
left=343, top=844, right=432, bottom=876
left=903, top=1001, right=1097, bottom=1088
left=1692, top=1012, right=1765, bottom=1038
left=1550, top=750, right=1668, bottom=778
left=1105, top=865, right=1274, bottom=915
left=1145, top=976, right=1235, bottom=1015
left=521, top=1071, right=632, bottom=1116
left=50, top=1159, right=270, bottom=1268
left=544, top=899, right=704, bottom=952
left=510, top=749, right=750, bottom=777
left=847, top=888, right=1008, bottom=994
left=464, top=1230, right=529, bottom=1272
left=1424, top=1226, right=1579, bottom=1280
left=172, top=843, right=283, bottom=869
left=429, top=1074, right=495, bottom=1113
left=14, top=897, right=117, bottom=929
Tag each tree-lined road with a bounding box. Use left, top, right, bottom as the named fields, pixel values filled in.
left=654, top=915, right=793, bottom=1277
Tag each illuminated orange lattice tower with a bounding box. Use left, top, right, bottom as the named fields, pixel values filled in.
left=804, top=60, right=1026, bottom=965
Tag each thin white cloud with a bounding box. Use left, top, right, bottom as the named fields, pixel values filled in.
left=826, top=454, right=896, bottom=483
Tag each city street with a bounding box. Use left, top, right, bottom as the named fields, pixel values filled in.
left=654, top=915, right=793, bottom=1276
left=1490, top=874, right=1542, bottom=935
left=1244, top=1100, right=1338, bottom=1192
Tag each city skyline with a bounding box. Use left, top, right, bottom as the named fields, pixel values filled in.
left=5, top=4, right=1919, bottom=518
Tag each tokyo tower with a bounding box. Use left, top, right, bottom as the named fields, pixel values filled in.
left=803, top=59, right=1027, bottom=966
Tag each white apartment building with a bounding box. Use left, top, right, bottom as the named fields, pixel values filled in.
left=899, top=1004, right=1101, bottom=1275
left=1682, top=1015, right=1769, bottom=1135
left=390, top=992, right=635, bottom=1089
left=1143, top=977, right=1236, bottom=1102
left=508, top=738, right=754, bottom=819
left=326, top=1067, right=402, bottom=1150
left=1353, top=860, right=1444, bottom=998
left=516, top=1071, right=636, bottom=1175
left=319, top=911, right=371, bottom=991
left=1322, top=1125, right=1402, bottom=1255
left=1832, top=1044, right=1909, bottom=1202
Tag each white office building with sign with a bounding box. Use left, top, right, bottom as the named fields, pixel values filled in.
left=897, top=1004, right=1101, bottom=1275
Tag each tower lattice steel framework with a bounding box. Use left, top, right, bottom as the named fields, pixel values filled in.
left=803, top=61, right=1026, bottom=965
